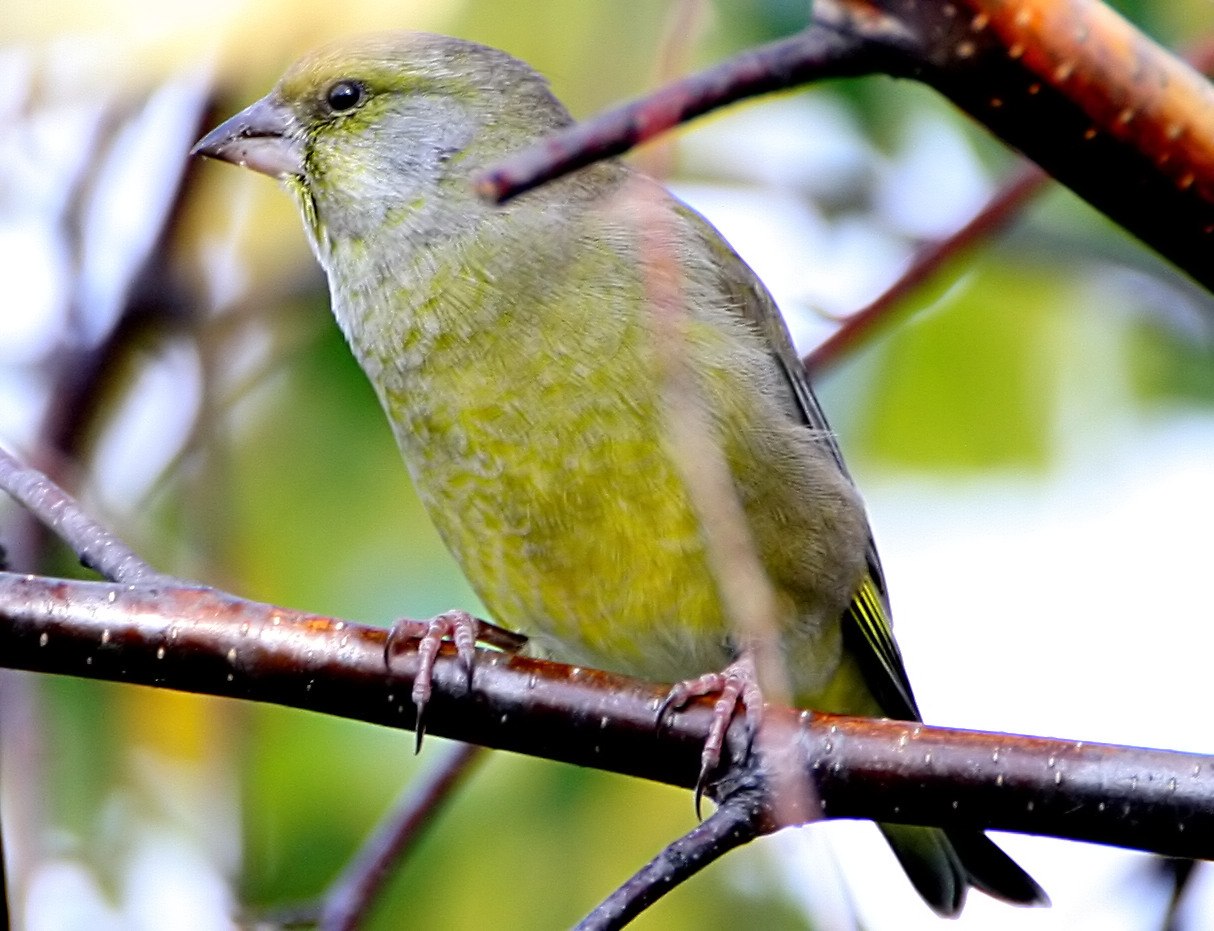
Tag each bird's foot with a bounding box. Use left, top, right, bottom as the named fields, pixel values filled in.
left=385, top=610, right=526, bottom=752
left=658, top=653, right=764, bottom=817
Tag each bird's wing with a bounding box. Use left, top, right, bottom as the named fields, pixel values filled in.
left=687, top=205, right=922, bottom=721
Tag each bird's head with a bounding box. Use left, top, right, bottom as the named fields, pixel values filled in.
left=193, top=32, right=573, bottom=255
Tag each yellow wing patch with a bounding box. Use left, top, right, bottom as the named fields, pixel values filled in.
left=842, top=574, right=922, bottom=721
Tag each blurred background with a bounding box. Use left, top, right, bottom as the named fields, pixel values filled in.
left=3, top=0, right=1214, bottom=928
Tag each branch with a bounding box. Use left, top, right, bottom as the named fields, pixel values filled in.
left=473, top=26, right=892, bottom=202
left=479, top=1, right=1214, bottom=291
left=578, top=787, right=765, bottom=931
left=862, top=0, right=1214, bottom=291
left=806, top=162, right=1050, bottom=373
left=1, top=570, right=1210, bottom=861
left=0, top=447, right=171, bottom=586
left=320, top=743, right=487, bottom=931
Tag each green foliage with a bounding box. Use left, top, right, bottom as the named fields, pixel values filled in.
left=450, top=1, right=670, bottom=112
left=1130, top=317, right=1214, bottom=406
left=856, top=259, right=1071, bottom=472
left=41, top=677, right=125, bottom=837
left=711, top=0, right=812, bottom=48
left=241, top=707, right=414, bottom=905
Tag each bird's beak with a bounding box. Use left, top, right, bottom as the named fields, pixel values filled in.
left=192, top=95, right=303, bottom=178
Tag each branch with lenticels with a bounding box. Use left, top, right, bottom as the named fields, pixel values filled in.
left=479, top=0, right=1214, bottom=293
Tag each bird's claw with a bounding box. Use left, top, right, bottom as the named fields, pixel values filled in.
left=385, top=609, right=480, bottom=753
left=657, top=656, right=764, bottom=818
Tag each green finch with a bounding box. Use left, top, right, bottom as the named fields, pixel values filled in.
left=193, top=31, right=1045, bottom=916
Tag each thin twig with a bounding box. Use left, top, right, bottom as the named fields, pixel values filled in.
left=475, top=26, right=889, bottom=203
left=0, top=85, right=214, bottom=931
left=806, top=162, right=1050, bottom=373
left=0, top=447, right=172, bottom=586
left=629, top=174, right=812, bottom=826
left=320, top=743, right=487, bottom=931
left=630, top=0, right=709, bottom=182
left=0, top=816, right=8, bottom=931
left=576, top=784, right=767, bottom=930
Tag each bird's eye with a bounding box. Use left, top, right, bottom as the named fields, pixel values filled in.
left=325, top=80, right=365, bottom=113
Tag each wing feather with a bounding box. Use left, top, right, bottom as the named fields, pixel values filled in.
left=686, top=204, right=922, bottom=721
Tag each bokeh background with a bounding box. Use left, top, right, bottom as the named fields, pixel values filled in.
left=3, top=0, right=1214, bottom=928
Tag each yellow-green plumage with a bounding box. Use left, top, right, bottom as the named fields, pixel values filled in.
left=193, top=31, right=1045, bottom=916
left=371, top=196, right=865, bottom=694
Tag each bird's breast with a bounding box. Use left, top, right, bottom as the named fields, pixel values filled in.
left=380, top=319, right=743, bottom=680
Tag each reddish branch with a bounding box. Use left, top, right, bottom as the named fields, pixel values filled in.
left=0, top=570, right=1210, bottom=861
left=2, top=450, right=1212, bottom=925
left=480, top=0, right=1214, bottom=290
left=474, top=26, right=888, bottom=202
left=806, top=162, right=1050, bottom=373
left=873, top=0, right=1214, bottom=290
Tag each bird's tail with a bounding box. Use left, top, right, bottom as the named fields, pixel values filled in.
left=878, top=823, right=1049, bottom=917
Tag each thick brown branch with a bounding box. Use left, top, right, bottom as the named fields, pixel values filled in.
left=1, top=570, right=1210, bottom=860
left=481, top=2, right=1214, bottom=290
left=833, top=0, right=1214, bottom=290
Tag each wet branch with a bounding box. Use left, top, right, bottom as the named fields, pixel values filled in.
left=4, top=388, right=1213, bottom=927
left=0, top=570, right=1210, bottom=863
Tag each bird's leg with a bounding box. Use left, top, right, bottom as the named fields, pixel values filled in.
left=658, top=652, right=764, bottom=816
left=384, top=611, right=527, bottom=751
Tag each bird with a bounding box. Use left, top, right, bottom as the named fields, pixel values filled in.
left=193, top=31, right=1046, bottom=916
